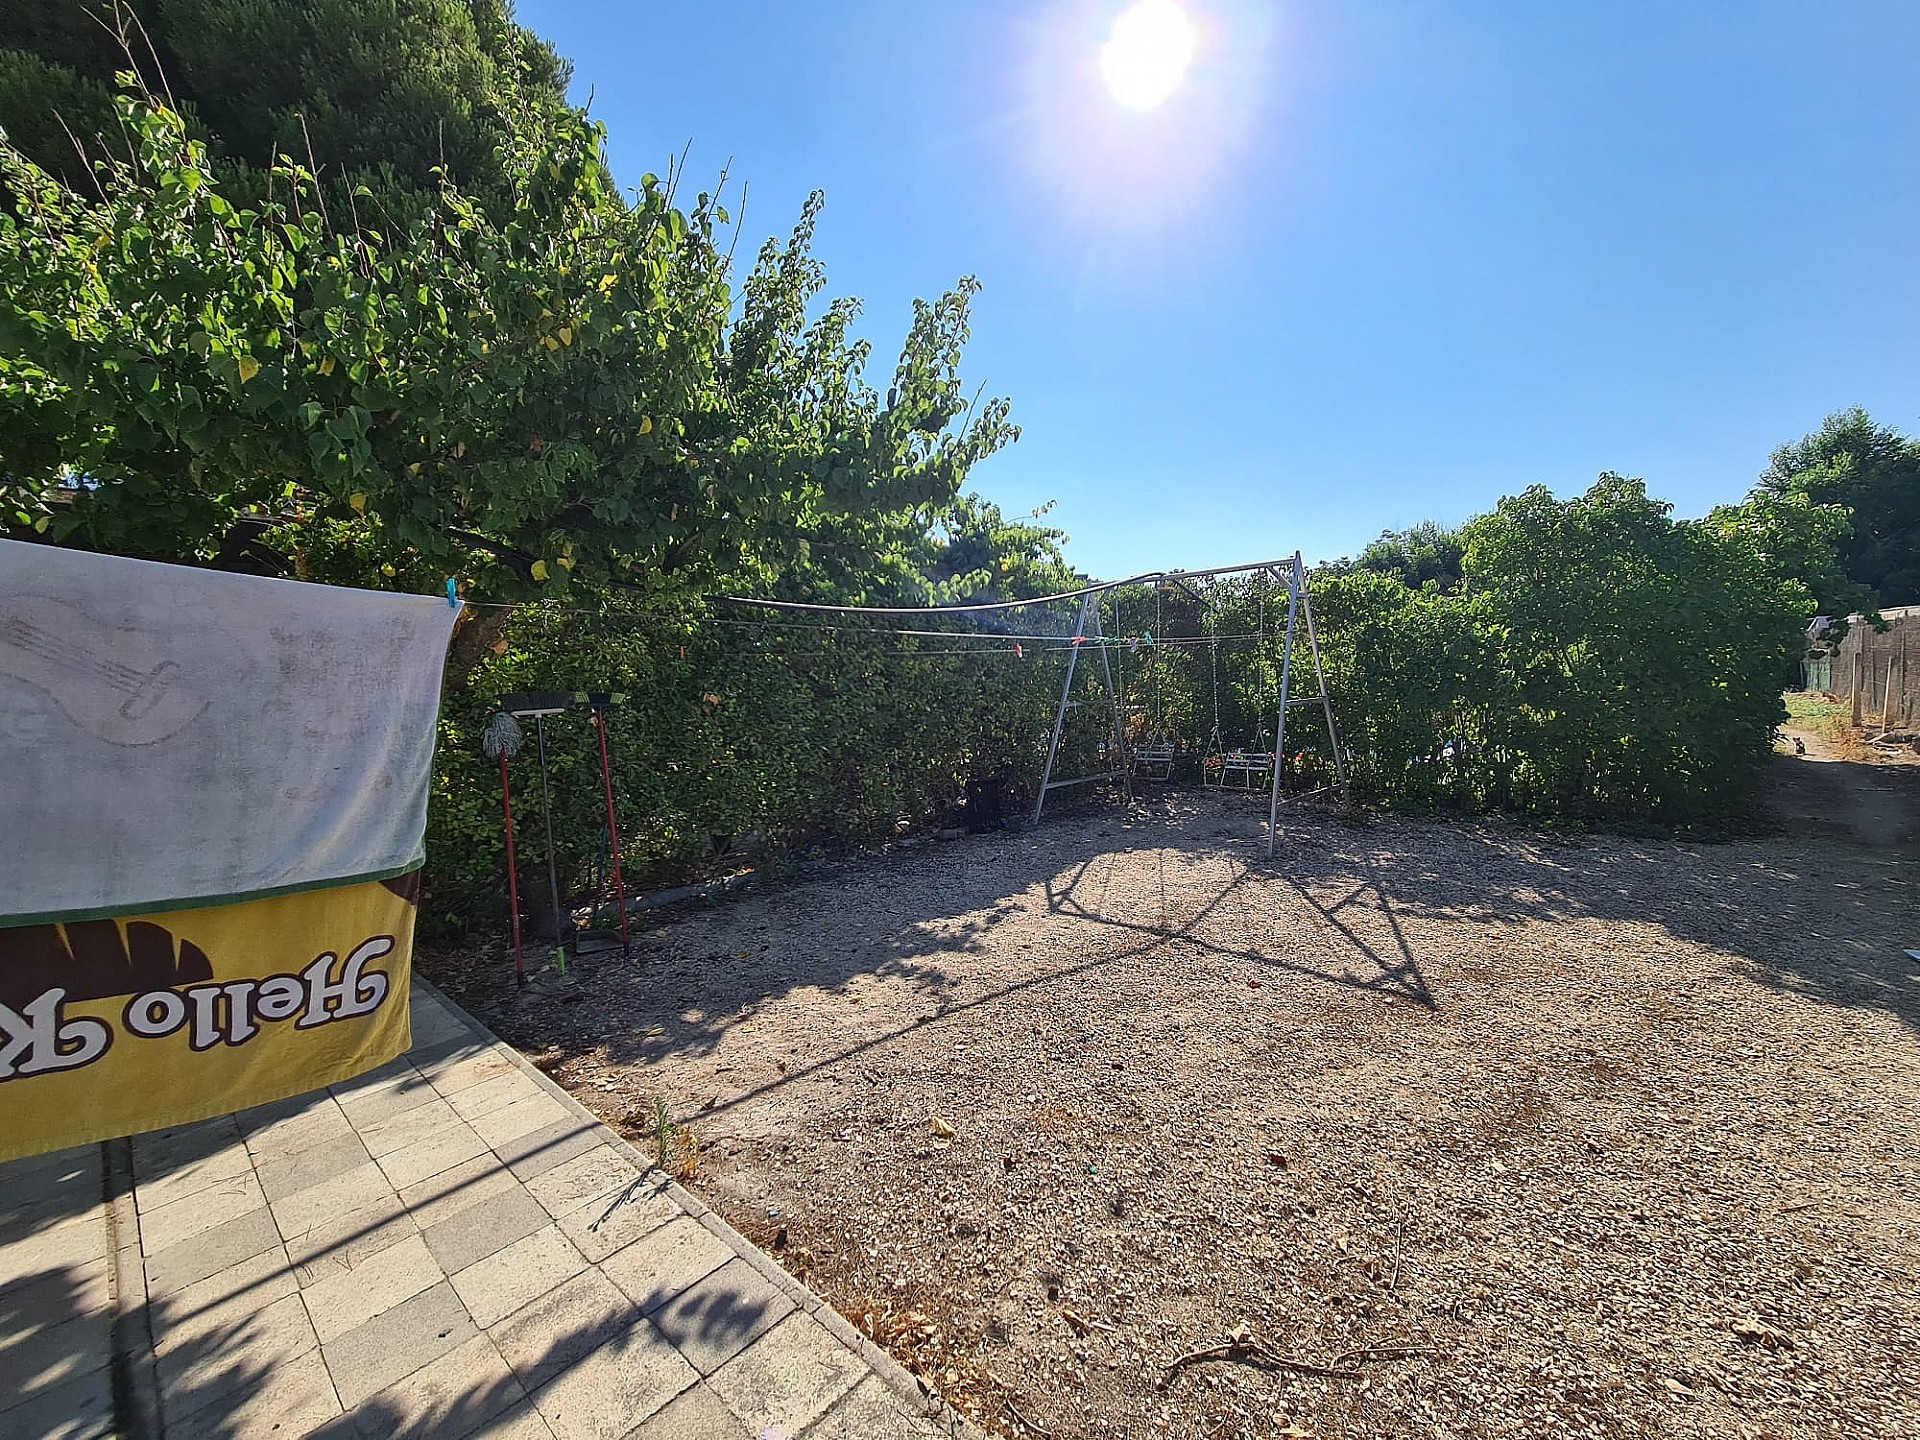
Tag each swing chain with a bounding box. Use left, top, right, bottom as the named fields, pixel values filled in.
left=1205, top=583, right=1223, bottom=755
left=1155, top=583, right=1166, bottom=738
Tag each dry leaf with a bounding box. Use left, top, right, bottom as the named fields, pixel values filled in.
left=929, top=1116, right=956, bottom=1139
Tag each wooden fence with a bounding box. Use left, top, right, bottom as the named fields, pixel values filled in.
left=1813, top=605, right=1920, bottom=728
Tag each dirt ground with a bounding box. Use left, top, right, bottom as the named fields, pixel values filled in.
left=425, top=744, right=1920, bottom=1440
left=1773, top=710, right=1920, bottom=847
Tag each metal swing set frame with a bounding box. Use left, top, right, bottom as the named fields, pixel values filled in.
left=1030, top=551, right=1347, bottom=858
left=712, top=550, right=1348, bottom=859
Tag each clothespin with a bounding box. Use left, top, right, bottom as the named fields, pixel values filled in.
left=1128, top=638, right=1140, bottom=654
left=445, top=578, right=460, bottom=608
left=1071, top=635, right=1086, bottom=647
left=1143, top=631, right=1153, bottom=645
left=1014, top=643, right=1024, bottom=659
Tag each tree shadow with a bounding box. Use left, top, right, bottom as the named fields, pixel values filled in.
left=0, top=1143, right=121, bottom=1438
left=1264, top=780, right=1920, bottom=1037
left=0, top=1092, right=762, bottom=1437
left=144, top=1273, right=701, bottom=1439
left=0, top=1029, right=602, bottom=1438
left=1769, top=749, right=1920, bottom=847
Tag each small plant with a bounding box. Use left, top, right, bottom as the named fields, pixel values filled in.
left=649, top=1095, right=700, bottom=1181
left=651, top=1095, right=675, bottom=1171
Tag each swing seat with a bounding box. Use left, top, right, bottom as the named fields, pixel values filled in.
left=1131, top=741, right=1177, bottom=779
left=1204, top=750, right=1274, bottom=790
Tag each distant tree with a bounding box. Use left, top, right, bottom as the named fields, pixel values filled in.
left=1703, top=488, right=1875, bottom=628
left=1760, top=408, right=1920, bottom=608
left=1337, top=521, right=1466, bottom=590
left=920, top=496, right=1076, bottom=600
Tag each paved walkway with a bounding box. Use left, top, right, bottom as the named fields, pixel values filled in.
left=0, top=980, right=969, bottom=1440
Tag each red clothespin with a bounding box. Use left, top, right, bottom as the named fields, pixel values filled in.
left=1014, top=643, right=1024, bottom=659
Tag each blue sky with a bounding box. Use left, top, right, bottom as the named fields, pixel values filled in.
left=518, top=1, right=1920, bottom=577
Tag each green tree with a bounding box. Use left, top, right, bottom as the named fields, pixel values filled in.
left=1461, top=475, right=1805, bottom=822
left=1760, top=408, right=1920, bottom=607
left=0, top=88, right=1015, bottom=627
left=0, top=0, right=570, bottom=226
left=1295, top=477, right=1816, bottom=827
left=422, top=494, right=1081, bottom=923
left=1704, top=487, right=1875, bottom=627
left=1309, top=568, right=1488, bottom=806
left=1339, top=520, right=1466, bottom=590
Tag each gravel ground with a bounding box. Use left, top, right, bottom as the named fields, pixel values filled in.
left=426, top=765, right=1920, bottom=1440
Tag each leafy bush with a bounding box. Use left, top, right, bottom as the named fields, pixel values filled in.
left=1318, top=476, right=1812, bottom=826
left=426, top=594, right=1112, bottom=928
left=1113, top=476, right=1817, bottom=829
left=437, top=471, right=1816, bottom=935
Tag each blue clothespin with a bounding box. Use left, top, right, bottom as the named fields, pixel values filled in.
left=1143, top=631, right=1153, bottom=645
left=445, top=578, right=460, bottom=608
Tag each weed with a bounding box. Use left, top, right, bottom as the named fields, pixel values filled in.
left=649, top=1094, right=700, bottom=1181
left=651, top=1095, right=675, bottom=1170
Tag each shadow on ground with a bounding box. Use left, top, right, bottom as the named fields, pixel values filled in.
left=425, top=752, right=1919, bottom=1132
left=0, top=1077, right=782, bottom=1438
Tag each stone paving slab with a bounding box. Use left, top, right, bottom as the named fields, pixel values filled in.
left=0, top=979, right=977, bottom=1440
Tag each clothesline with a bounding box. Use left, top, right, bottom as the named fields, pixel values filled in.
left=455, top=595, right=1279, bottom=651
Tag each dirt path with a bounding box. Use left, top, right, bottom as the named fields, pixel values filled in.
left=1774, top=720, right=1920, bottom=846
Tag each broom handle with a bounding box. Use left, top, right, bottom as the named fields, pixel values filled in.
left=594, top=708, right=630, bottom=951
left=500, top=752, right=525, bottom=983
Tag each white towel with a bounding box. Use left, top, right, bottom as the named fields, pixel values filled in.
left=1, top=540, right=460, bottom=922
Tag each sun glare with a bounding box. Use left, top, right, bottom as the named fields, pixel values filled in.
left=1099, top=0, right=1200, bottom=110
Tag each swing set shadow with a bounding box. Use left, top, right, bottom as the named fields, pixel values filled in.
left=674, top=833, right=1437, bottom=1132
left=1041, top=843, right=1437, bottom=1011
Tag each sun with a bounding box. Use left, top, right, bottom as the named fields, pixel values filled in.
left=1099, top=0, right=1200, bottom=110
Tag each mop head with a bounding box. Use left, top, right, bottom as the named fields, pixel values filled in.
left=481, top=711, right=524, bottom=761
